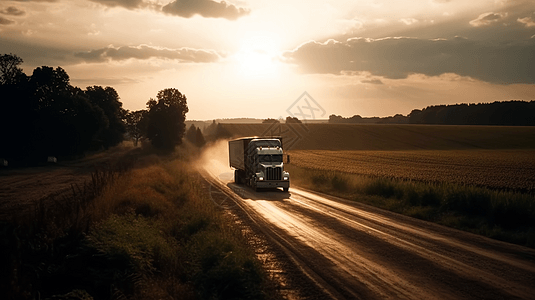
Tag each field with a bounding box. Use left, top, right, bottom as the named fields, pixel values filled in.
left=221, top=123, right=535, bottom=150
left=287, top=150, right=535, bottom=192
left=222, top=123, right=535, bottom=191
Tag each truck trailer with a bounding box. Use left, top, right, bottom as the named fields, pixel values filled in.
left=229, top=137, right=290, bottom=192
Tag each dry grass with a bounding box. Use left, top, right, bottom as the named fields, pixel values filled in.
left=1, top=150, right=271, bottom=300
left=288, top=149, right=535, bottom=192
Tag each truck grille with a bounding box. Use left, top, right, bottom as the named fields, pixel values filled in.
left=265, top=167, right=282, bottom=180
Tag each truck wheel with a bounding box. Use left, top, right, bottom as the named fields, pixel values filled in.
left=234, top=170, right=239, bottom=184
left=283, top=187, right=289, bottom=192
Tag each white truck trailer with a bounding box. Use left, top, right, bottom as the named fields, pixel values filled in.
left=229, top=137, right=290, bottom=192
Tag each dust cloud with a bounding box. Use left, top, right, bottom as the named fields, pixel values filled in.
left=197, top=139, right=234, bottom=183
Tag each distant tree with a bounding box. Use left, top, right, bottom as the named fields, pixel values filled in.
left=215, top=123, right=232, bottom=140
left=125, top=109, right=148, bottom=146
left=195, top=127, right=206, bottom=147
left=262, top=118, right=280, bottom=124
left=85, top=86, right=126, bottom=148
left=204, top=120, right=218, bottom=137
left=0, top=53, right=24, bottom=85
left=146, top=88, right=189, bottom=151
left=408, top=101, right=535, bottom=125
left=286, top=116, right=302, bottom=123
left=185, top=124, right=198, bottom=144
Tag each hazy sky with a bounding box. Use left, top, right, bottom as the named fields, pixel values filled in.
left=1, top=0, right=534, bottom=120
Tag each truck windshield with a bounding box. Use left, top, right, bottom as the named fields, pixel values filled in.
left=259, top=154, right=283, bottom=163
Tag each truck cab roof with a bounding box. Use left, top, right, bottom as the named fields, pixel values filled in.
left=250, top=138, right=282, bottom=148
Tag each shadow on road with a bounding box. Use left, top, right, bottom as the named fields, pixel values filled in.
left=226, top=182, right=291, bottom=201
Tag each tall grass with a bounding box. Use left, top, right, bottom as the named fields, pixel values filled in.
left=286, top=164, right=535, bottom=248
left=1, top=151, right=271, bottom=300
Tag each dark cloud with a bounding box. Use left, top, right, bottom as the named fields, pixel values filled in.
left=88, top=0, right=146, bottom=9
left=88, top=0, right=249, bottom=20
left=284, top=36, right=535, bottom=84
left=0, top=16, right=14, bottom=25
left=1, top=7, right=25, bottom=16
left=74, top=45, right=221, bottom=63
left=162, top=0, right=249, bottom=20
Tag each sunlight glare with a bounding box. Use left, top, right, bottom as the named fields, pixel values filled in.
left=234, top=33, right=281, bottom=79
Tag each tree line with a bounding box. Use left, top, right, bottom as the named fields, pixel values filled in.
left=0, top=53, right=192, bottom=166
left=408, top=101, right=535, bottom=125
left=329, top=100, right=535, bottom=125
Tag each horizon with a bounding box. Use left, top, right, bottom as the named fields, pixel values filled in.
left=1, top=0, right=534, bottom=120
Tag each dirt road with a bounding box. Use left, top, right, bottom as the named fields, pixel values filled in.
left=203, top=162, right=535, bottom=300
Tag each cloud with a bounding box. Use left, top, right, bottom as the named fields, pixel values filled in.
left=0, top=7, right=25, bottom=16
left=162, top=0, right=250, bottom=20
left=400, top=18, right=419, bottom=25
left=88, top=0, right=249, bottom=20
left=88, top=0, right=146, bottom=9
left=283, top=36, right=535, bottom=84
left=469, top=12, right=507, bottom=27
left=361, top=79, right=383, bottom=84
left=517, top=16, right=535, bottom=27
left=0, top=16, right=14, bottom=25
left=74, top=45, right=221, bottom=63
left=71, top=76, right=140, bottom=87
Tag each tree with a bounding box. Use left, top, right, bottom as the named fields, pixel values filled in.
left=185, top=124, right=198, bottom=144
left=0, top=53, right=24, bottom=85
left=185, top=124, right=206, bottom=147
left=125, top=110, right=148, bottom=146
left=85, top=86, right=127, bottom=148
left=204, top=120, right=218, bottom=138
left=30, top=66, right=73, bottom=110
left=286, top=116, right=302, bottom=123
left=215, top=123, right=231, bottom=140
left=195, top=127, right=206, bottom=147
left=146, top=88, right=189, bottom=151
left=262, top=118, right=279, bottom=124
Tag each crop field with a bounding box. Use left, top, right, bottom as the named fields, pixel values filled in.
left=222, top=123, right=535, bottom=191
left=222, top=123, right=535, bottom=151
left=288, top=150, right=535, bottom=192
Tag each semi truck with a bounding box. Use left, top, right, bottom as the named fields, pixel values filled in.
left=229, top=137, right=290, bottom=192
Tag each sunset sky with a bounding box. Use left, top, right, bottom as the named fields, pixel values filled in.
left=1, top=0, right=534, bottom=120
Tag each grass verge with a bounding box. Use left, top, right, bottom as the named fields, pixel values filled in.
left=1, top=149, right=272, bottom=300
left=285, top=164, right=535, bottom=248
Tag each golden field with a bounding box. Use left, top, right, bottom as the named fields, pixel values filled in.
left=222, top=123, right=535, bottom=191
left=221, top=123, right=535, bottom=150
left=287, top=150, right=535, bottom=192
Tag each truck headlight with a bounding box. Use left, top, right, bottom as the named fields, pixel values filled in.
left=283, top=176, right=288, bottom=180
left=258, top=177, right=264, bottom=181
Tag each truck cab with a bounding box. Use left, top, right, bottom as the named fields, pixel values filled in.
left=229, top=137, right=290, bottom=192
left=250, top=140, right=290, bottom=191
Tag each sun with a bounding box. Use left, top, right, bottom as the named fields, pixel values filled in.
left=233, top=34, right=281, bottom=79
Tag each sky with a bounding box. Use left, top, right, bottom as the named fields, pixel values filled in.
left=1, top=0, right=534, bottom=120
